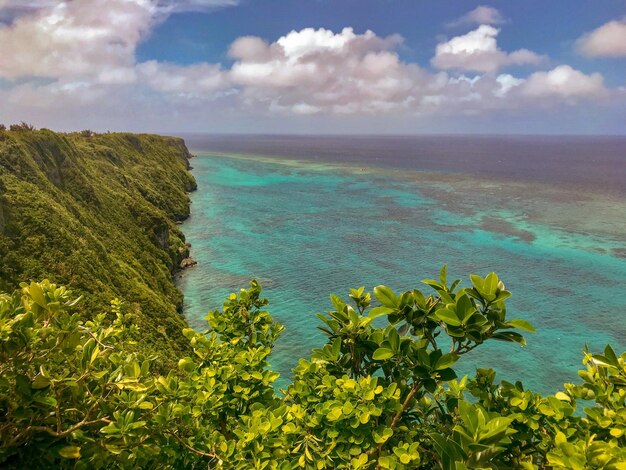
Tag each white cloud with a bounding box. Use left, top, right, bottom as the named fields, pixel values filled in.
left=0, top=2, right=620, bottom=131
left=0, top=0, right=154, bottom=80
left=228, top=27, right=426, bottom=114
left=447, top=6, right=506, bottom=27
left=521, top=65, right=606, bottom=98
left=137, top=60, right=230, bottom=96
left=0, top=0, right=240, bottom=82
left=495, top=74, right=523, bottom=97
left=576, top=19, right=626, bottom=57
left=431, top=25, right=545, bottom=73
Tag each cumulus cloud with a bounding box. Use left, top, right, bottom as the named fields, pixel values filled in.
left=0, top=0, right=240, bottom=82
left=224, top=28, right=607, bottom=116
left=0, top=0, right=154, bottom=81
left=447, top=5, right=506, bottom=27
left=576, top=19, right=626, bottom=57
left=432, top=25, right=545, bottom=73
left=521, top=65, right=606, bottom=98
left=0, top=2, right=620, bottom=130
left=228, top=27, right=430, bottom=114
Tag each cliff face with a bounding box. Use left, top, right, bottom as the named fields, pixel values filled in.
left=0, top=129, right=197, bottom=362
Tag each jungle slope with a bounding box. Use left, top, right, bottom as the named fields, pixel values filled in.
left=0, top=128, right=197, bottom=362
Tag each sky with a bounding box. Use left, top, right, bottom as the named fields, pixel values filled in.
left=0, top=0, right=625, bottom=134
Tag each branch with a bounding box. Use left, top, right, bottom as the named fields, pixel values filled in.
left=389, top=381, right=420, bottom=429
left=79, top=328, right=114, bottom=350
left=28, top=416, right=111, bottom=439
left=368, top=381, right=421, bottom=459
left=168, top=432, right=220, bottom=461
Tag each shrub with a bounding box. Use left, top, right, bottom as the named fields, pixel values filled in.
left=8, top=122, right=36, bottom=131
left=1, top=270, right=624, bottom=468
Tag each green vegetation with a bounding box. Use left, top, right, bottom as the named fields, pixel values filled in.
left=2, top=272, right=625, bottom=469
left=1, top=128, right=623, bottom=468
left=0, top=128, right=196, bottom=363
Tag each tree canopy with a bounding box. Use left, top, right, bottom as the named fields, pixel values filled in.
left=1, top=269, right=625, bottom=469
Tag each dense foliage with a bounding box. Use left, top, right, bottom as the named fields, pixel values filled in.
left=2, top=272, right=624, bottom=469
left=0, top=128, right=196, bottom=363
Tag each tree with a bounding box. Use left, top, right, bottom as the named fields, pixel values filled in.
left=1, top=270, right=625, bottom=468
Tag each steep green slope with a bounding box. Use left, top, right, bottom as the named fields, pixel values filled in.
left=0, top=128, right=196, bottom=361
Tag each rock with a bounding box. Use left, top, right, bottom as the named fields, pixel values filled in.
left=179, top=257, right=197, bottom=269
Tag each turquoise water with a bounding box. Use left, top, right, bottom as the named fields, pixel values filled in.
left=177, top=151, right=626, bottom=394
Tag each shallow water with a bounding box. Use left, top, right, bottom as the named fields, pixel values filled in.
left=176, top=136, right=626, bottom=394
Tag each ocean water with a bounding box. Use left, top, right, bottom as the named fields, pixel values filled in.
left=176, top=135, right=626, bottom=394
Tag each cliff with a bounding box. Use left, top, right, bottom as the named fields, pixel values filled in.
left=0, top=129, right=197, bottom=363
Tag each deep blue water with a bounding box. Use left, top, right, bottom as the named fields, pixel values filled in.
left=176, top=135, right=626, bottom=393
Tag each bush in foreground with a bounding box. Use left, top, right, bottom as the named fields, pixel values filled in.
left=1, top=270, right=625, bottom=469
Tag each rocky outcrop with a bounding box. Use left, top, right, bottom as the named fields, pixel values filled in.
left=179, top=257, right=197, bottom=269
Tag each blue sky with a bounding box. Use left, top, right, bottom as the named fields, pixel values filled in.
left=138, top=0, right=626, bottom=84
left=0, top=0, right=625, bottom=134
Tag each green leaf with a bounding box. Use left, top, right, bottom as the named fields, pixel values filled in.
left=422, top=279, right=444, bottom=290
left=492, top=331, right=526, bottom=346
left=555, top=392, right=570, bottom=402
left=433, top=308, right=461, bottom=327
left=456, top=294, right=476, bottom=323
left=59, top=446, right=81, bottom=459
left=330, top=294, right=346, bottom=312
left=496, top=290, right=512, bottom=302
left=178, top=357, right=196, bottom=373
left=484, top=272, right=499, bottom=295
left=28, top=282, right=47, bottom=307
left=327, top=407, right=343, bottom=421
left=469, top=274, right=484, bottom=292
left=591, top=354, right=615, bottom=368
left=373, top=348, right=394, bottom=360
left=373, top=286, right=397, bottom=308
left=374, top=428, right=393, bottom=444
left=90, top=345, right=100, bottom=365
left=388, top=328, right=400, bottom=352
left=369, top=306, right=393, bottom=319
left=603, top=345, right=618, bottom=366
left=435, top=353, right=459, bottom=371
left=506, top=319, right=536, bottom=333
left=32, top=374, right=51, bottom=389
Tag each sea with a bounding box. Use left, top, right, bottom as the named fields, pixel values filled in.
left=175, top=134, right=626, bottom=394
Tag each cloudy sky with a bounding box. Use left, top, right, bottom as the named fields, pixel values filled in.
left=0, top=0, right=625, bottom=134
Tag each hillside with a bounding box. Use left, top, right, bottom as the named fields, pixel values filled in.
left=0, top=128, right=196, bottom=362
